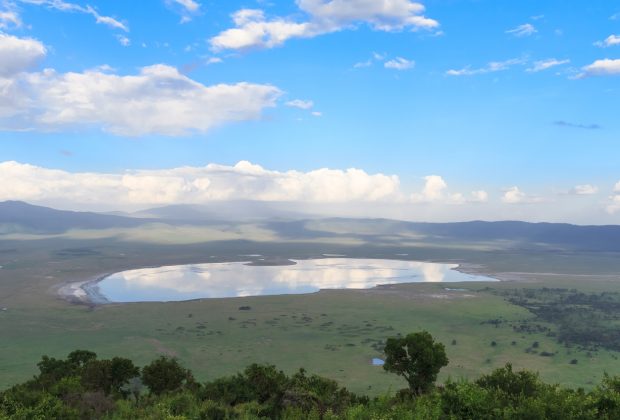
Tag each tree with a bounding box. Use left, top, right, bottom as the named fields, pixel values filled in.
left=67, top=350, right=97, bottom=368
left=81, top=357, right=139, bottom=396
left=383, top=331, right=448, bottom=395
left=141, top=357, right=190, bottom=395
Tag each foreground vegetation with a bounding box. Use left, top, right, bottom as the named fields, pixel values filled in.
left=3, top=333, right=620, bottom=419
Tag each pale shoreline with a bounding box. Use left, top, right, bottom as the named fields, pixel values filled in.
left=57, top=274, right=111, bottom=305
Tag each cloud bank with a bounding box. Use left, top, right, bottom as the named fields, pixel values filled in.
left=0, top=161, right=402, bottom=206
left=0, top=161, right=615, bottom=223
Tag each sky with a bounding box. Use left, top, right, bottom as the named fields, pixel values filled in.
left=0, top=0, right=619, bottom=223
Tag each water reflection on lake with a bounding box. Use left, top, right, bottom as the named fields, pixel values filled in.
left=97, top=258, right=496, bottom=302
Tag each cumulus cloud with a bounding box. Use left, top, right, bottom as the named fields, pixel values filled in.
left=501, top=186, right=543, bottom=204
left=0, top=161, right=402, bottom=207
left=446, top=57, right=526, bottom=76
left=594, top=34, right=620, bottom=48
left=411, top=175, right=447, bottom=202
left=409, top=176, right=488, bottom=205
left=0, top=33, right=46, bottom=76
left=210, top=1, right=438, bottom=51
left=286, top=99, right=314, bottom=110
left=420, top=175, right=446, bottom=201
left=19, top=0, right=128, bottom=31
left=577, top=59, right=620, bottom=78
left=571, top=184, right=598, bottom=195
left=384, top=57, right=415, bottom=70
left=0, top=34, right=282, bottom=136
left=526, top=58, right=569, bottom=73
left=298, top=0, right=437, bottom=31
left=1, top=64, right=281, bottom=136
left=502, top=187, right=526, bottom=204
left=506, top=23, right=537, bottom=37
left=606, top=182, right=620, bottom=214
left=210, top=9, right=314, bottom=50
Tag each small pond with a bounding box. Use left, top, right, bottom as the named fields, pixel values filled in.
left=94, top=258, right=497, bottom=303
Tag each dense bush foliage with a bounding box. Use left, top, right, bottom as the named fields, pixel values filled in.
left=2, top=333, right=620, bottom=419
left=495, top=287, right=620, bottom=351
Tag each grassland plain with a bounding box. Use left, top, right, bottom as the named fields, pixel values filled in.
left=1, top=236, right=620, bottom=394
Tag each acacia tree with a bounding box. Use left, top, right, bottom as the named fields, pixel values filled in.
left=383, top=331, right=448, bottom=395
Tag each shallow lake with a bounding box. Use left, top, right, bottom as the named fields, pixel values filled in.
left=95, top=258, right=497, bottom=303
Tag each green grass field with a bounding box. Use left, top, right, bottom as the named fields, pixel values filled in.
left=2, top=236, right=620, bottom=394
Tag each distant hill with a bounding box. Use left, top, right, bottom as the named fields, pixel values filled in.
left=133, top=201, right=316, bottom=222
left=270, top=218, right=620, bottom=252
left=0, top=201, right=150, bottom=234
left=2, top=201, right=620, bottom=252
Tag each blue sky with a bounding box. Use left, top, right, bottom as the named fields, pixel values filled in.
left=0, top=0, right=619, bottom=222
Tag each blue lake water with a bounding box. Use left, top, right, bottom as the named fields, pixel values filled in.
left=96, top=258, right=497, bottom=303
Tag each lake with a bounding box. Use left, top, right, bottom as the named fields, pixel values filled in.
left=94, top=258, right=497, bottom=303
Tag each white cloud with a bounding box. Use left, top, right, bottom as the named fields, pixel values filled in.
left=1, top=64, right=281, bottom=136
left=210, top=1, right=438, bottom=51
left=506, top=23, right=537, bottom=37
left=470, top=190, right=489, bottom=202
left=18, top=0, right=128, bottom=31
left=166, top=0, right=201, bottom=23
left=447, top=57, right=526, bottom=76
left=421, top=175, right=446, bottom=200
left=170, top=0, right=200, bottom=13
left=286, top=99, right=314, bottom=110
left=594, top=34, right=620, bottom=48
left=502, top=186, right=543, bottom=204
left=606, top=182, right=620, bottom=214
left=0, top=35, right=282, bottom=136
left=353, top=51, right=387, bottom=68
left=0, top=8, right=21, bottom=29
left=607, top=196, right=620, bottom=214
left=0, top=160, right=402, bottom=206
left=384, top=57, right=415, bottom=70
left=526, top=58, right=569, bottom=73
left=116, top=35, right=130, bottom=47
left=311, top=111, right=322, bottom=117
left=205, top=57, right=223, bottom=65
left=297, top=0, right=438, bottom=31
left=571, top=184, right=598, bottom=195
left=0, top=33, right=46, bottom=76
left=373, top=52, right=386, bottom=60
left=502, top=186, right=526, bottom=204
left=409, top=177, right=488, bottom=205
left=411, top=175, right=447, bottom=202
left=210, top=9, right=314, bottom=50
left=577, top=59, right=620, bottom=78
left=448, top=190, right=488, bottom=204
left=85, top=5, right=127, bottom=31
